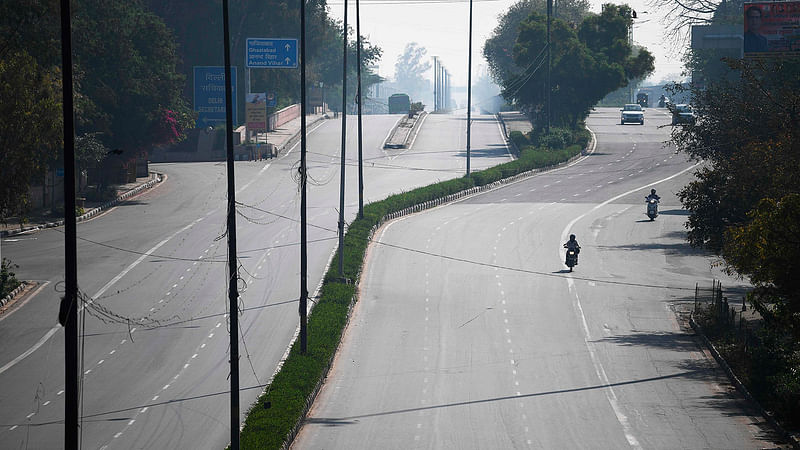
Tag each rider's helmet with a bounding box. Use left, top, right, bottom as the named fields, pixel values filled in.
left=650, top=189, right=656, bottom=195
left=569, top=234, right=576, bottom=240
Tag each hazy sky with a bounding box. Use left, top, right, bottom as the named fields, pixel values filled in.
left=327, top=0, right=687, bottom=88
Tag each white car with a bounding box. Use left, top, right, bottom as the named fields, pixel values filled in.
left=620, top=103, right=645, bottom=125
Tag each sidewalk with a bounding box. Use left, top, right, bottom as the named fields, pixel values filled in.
left=1, top=172, right=163, bottom=238
left=262, top=112, right=327, bottom=156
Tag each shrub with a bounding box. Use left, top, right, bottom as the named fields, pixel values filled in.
left=1, top=258, right=20, bottom=299
left=509, top=130, right=529, bottom=150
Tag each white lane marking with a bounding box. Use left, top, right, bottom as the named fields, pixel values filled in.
left=57, top=390, right=64, bottom=396
left=43, top=401, right=51, bottom=406
left=0, top=327, right=59, bottom=376
left=0, top=218, right=204, bottom=375
left=559, top=161, right=701, bottom=448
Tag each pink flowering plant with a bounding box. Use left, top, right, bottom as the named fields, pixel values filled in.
left=150, top=107, right=194, bottom=146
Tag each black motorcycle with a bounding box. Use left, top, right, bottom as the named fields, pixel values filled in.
left=565, top=248, right=578, bottom=272
left=646, top=198, right=659, bottom=220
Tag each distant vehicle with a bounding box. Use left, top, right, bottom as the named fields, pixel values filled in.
left=671, top=104, right=696, bottom=125
left=658, top=94, right=669, bottom=108
left=620, top=103, right=645, bottom=125
left=636, top=92, right=649, bottom=107
left=388, top=93, right=410, bottom=114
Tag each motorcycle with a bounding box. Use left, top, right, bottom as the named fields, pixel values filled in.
left=646, top=198, right=659, bottom=220
left=565, top=248, right=578, bottom=272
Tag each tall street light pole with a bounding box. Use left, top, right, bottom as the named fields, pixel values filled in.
left=546, top=0, right=552, bottom=133
left=356, top=0, right=364, bottom=218
left=221, top=1, right=241, bottom=447
left=299, top=0, right=309, bottom=354
left=466, top=0, right=473, bottom=176
left=338, top=0, right=348, bottom=277
left=59, top=0, right=79, bottom=447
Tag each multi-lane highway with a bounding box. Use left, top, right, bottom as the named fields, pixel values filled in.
left=0, top=113, right=511, bottom=449
left=292, top=108, right=779, bottom=449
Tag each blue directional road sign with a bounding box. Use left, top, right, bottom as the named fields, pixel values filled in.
left=246, top=38, right=298, bottom=68
left=193, top=66, right=237, bottom=128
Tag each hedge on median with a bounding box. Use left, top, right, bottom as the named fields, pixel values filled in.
left=237, top=124, right=588, bottom=449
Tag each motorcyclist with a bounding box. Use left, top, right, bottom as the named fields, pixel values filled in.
left=645, top=189, right=660, bottom=203
left=564, top=234, right=581, bottom=265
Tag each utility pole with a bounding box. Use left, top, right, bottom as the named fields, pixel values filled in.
left=466, top=0, right=473, bottom=176
left=59, top=0, right=78, bottom=448
left=356, top=0, right=364, bottom=218
left=221, top=1, right=241, bottom=447
left=338, top=0, right=348, bottom=277
left=432, top=56, right=438, bottom=112
left=546, top=0, right=552, bottom=132
left=299, top=0, right=309, bottom=353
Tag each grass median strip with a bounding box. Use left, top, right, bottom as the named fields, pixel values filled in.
left=238, top=127, right=587, bottom=449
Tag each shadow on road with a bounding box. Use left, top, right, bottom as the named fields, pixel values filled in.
left=302, top=370, right=706, bottom=424
left=596, top=241, right=705, bottom=256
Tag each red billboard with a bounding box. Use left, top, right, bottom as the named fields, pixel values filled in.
left=744, top=1, right=800, bottom=56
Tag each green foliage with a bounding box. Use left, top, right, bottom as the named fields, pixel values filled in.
left=70, top=0, right=193, bottom=152
left=673, top=59, right=800, bottom=252
left=238, top=126, right=589, bottom=448
left=75, top=133, right=108, bottom=172
left=145, top=0, right=382, bottom=122
left=409, top=102, right=425, bottom=116
left=723, top=194, right=800, bottom=337
left=697, top=303, right=800, bottom=430
left=1, top=258, right=21, bottom=299
left=0, top=50, right=62, bottom=222
left=499, top=4, right=653, bottom=127
left=482, top=0, right=590, bottom=85
left=509, top=130, right=530, bottom=149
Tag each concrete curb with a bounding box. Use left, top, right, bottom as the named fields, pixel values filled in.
left=1, top=172, right=163, bottom=238
left=383, top=111, right=427, bottom=149
left=690, top=314, right=800, bottom=449
left=0, top=281, right=28, bottom=308
left=274, top=115, right=328, bottom=157
left=496, top=112, right=522, bottom=158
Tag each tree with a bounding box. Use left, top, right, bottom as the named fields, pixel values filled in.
left=0, top=51, right=62, bottom=222
left=71, top=0, right=193, bottom=153
left=723, top=194, right=800, bottom=337
left=483, top=0, right=590, bottom=85
left=673, top=58, right=800, bottom=251
left=144, top=0, right=382, bottom=117
left=393, top=43, right=431, bottom=103
left=507, top=5, right=653, bottom=126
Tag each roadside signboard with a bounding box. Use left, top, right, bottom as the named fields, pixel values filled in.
left=744, top=1, right=800, bottom=56
left=246, top=38, right=298, bottom=68
left=266, top=91, right=277, bottom=108
left=193, top=66, right=237, bottom=128
left=246, top=93, right=267, bottom=131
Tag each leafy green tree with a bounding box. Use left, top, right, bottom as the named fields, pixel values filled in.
left=482, top=0, right=590, bottom=85
left=70, top=0, right=193, bottom=153
left=144, top=0, right=382, bottom=117
left=723, top=194, right=800, bottom=338
left=508, top=5, right=653, bottom=126
left=673, top=58, right=800, bottom=251
left=0, top=51, right=62, bottom=222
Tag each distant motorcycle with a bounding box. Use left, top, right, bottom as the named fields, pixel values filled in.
left=565, top=248, right=578, bottom=272
left=646, top=198, right=659, bottom=220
